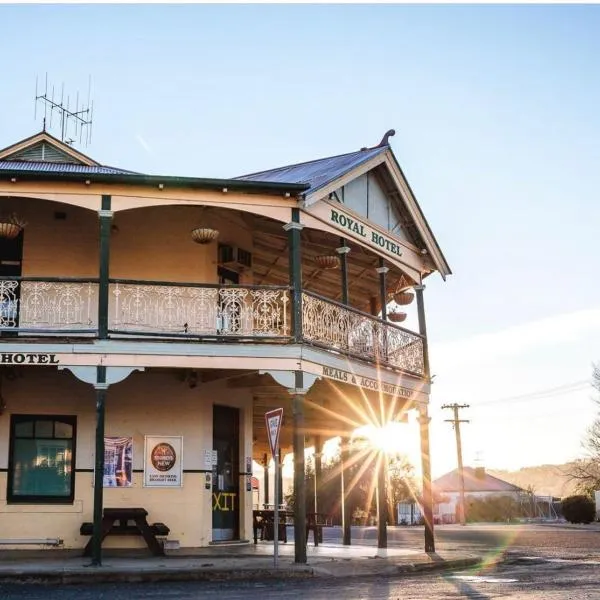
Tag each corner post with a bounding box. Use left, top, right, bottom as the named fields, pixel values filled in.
left=419, top=404, right=435, bottom=553
left=291, top=370, right=307, bottom=563
left=377, top=451, right=388, bottom=549
left=336, top=239, right=350, bottom=305
left=91, top=365, right=107, bottom=566
left=341, top=437, right=352, bottom=545
left=283, top=209, right=304, bottom=342
left=415, top=285, right=430, bottom=379
left=376, top=258, right=389, bottom=361
left=98, top=196, right=112, bottom=339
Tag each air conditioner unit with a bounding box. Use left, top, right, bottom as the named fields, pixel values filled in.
left=218, top=244, right=252, bottom=270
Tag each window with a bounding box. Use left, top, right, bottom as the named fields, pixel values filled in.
left=8, top=415, right=76, bottom=504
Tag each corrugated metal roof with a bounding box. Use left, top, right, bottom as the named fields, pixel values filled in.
left=432, top=468, right=524, bottom=494
left=0, top=161, right=138, bottom=175
left=234, top=146, right=387, bottom=194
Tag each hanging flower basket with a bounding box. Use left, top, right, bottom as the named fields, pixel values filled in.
left=388, top=311, right=407, bottom=323
left=393, top=290, right=414, bottom=306
left=191, top=227, right=219, bottom=244
left=314, top=255, right=340, bottom=270
left=0, top=213, right=26, bottom=240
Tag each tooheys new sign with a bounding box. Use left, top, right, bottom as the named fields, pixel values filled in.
left=143, top=436, right=183, bottom=487
left=265, top=408, right=284, bottom=460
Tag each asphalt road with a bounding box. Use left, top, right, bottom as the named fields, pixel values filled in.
left=2, top=524, right=600, bottom=599
left=329, top=523, right=600, bottom=559
left=1, top=558, right=599, bottom=600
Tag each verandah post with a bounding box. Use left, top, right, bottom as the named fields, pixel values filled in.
left=91, top=365, right=107, bottom=566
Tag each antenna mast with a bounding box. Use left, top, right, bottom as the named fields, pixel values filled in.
left=34, top=74, right=94, bottom=146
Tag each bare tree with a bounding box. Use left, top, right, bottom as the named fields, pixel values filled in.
left=570, top=365, right=600, bottom=495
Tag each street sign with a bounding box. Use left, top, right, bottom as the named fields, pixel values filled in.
left=264, top=407, right=284, bottom=568
left=265, top=408, right=283, bottom=461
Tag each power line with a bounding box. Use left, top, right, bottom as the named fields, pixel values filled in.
left=442, top=403, right=469, bottom=526
left=475, top=380, right=590, bottom=407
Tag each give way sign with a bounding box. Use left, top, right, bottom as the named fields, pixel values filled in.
left=265, top=408, right=284, bottom=460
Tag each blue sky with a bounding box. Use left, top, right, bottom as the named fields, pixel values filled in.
left=1, top=5, right=599, bottom=478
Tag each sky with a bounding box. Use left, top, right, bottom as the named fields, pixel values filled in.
left=1, top=4, right=599, bottom=478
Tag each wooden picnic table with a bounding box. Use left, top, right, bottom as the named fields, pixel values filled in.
left=80, top=507, right=169, bottom=557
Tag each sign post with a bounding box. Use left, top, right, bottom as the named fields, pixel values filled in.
left=265, top=408, right=284, bottom=568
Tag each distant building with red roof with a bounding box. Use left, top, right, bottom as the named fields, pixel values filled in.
left=432, top=467, right=524, bottom=523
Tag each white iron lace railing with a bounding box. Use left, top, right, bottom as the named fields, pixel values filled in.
left=0, top=278, right=98, bottom=333
left=302, top=291, right=425, bottom=376
left=109, top=280, right=290, bottom=338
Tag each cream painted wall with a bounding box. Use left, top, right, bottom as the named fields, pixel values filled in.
left=0, top=198, right=100, bottom=277
left=0, top=198, right=255, bottom=284
left=336, top=174, right=411, bottom=244
left=0, top=367, right=254, bottom=549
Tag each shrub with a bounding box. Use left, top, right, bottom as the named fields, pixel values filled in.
left=561, top=495, right=595, bottom=524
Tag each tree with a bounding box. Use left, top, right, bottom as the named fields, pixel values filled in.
left=285, top=440, right=417, bottom=526
left=561, top=495, right=595, bottom=524
left=570, top=365, right=600, bottom=495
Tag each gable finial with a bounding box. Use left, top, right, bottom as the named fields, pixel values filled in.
left=376, top=129, right=395, bottom=147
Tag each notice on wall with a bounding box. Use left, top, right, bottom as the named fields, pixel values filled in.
left=143, top=436, right=183, bottom=488
left=103, top=437, right=133, bottom=487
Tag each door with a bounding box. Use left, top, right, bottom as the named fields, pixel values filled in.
left=0, top=230, right=23, bottom=332
left=212, top=404, right=240, bottom=542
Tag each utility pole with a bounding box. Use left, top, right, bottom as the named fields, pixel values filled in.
left=442, top=404, right=469, bottom=526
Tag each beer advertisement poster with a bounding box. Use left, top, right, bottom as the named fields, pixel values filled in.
left=143, top=436, right=183, bottom=487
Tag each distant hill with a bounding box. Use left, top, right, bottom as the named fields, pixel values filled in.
left=488, top=463, right=580, bottom=499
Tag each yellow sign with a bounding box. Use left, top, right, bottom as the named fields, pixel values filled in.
left=213, top=492, right=237, bottom=511
left=322, top=366, right=414, bottom=399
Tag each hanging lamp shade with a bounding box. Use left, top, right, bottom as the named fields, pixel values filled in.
left=314, top=255, right=340, bottom=270
left=191, top=227, right=219, bottom=244
left=191, top=207, right=219, bottom=244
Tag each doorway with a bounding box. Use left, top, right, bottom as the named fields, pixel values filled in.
left=212, top=404, right=240, bottom=542
left=0, top=230, right=23, bottom=331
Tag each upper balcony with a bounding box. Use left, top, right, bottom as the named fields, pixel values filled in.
left=0, top=194, right=428, bottom=377
left=0, top=129, right=451, bottom=381
left=0, top=277, right=425, bottom=376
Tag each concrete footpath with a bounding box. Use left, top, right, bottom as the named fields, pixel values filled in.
left=0, top=542, right=482, bottom=585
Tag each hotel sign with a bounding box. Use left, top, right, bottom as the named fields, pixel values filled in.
left=321, top=365, right=415, bottom=399
left=0, top=353, right=60, bottom=365
left=329, top=208, right=403, bottom=258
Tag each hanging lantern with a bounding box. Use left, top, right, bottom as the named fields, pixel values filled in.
left=191, top=207, right=219, bottom=244
left=191, top=227, right=219, bottom=244
left=314, top=255, right=340, bottom=270
left=388, top=311, right=407, bottom=323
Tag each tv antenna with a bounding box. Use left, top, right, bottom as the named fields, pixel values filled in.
left=34, top=74, right=94, bottom=147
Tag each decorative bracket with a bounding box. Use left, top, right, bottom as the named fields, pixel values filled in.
left=59, top=365, right=144, bottom=387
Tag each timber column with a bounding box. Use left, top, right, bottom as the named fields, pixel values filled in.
left=91, top=366, right=107, bottom=566
left=291, top=371, right=307, bottom=563
left=415, top=284, right=435, bottom=553
left=341, top=437, right=352, bottom=545
left=283, top=207, right=303, bottom=342
left=98, top=195, right=112, bottom=339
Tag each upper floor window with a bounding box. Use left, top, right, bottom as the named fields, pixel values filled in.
left=7, top=415, right=76, bottom=504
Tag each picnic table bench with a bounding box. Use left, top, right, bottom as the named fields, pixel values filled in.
left=80, top=507, right=169, bottom=556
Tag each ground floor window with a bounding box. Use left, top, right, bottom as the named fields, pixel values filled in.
left=7, top=415, right=76, bottom=503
